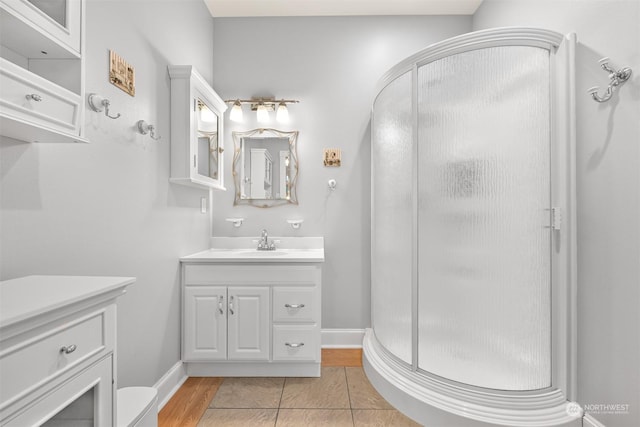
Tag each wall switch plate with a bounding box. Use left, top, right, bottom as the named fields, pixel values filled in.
left=200, top=197, right=207, bottom=214
left=324, top=148, right=341, bottom=167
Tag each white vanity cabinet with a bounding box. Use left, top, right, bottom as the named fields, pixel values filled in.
left=168, top=65, right=227, bottom=190
left=0, top=275, right=134, bottom=426
left=0, top=0, right=88, bottom=143
left=184, top=286, right=270, bottom=361
left=181, top=263, right=322, bottom=377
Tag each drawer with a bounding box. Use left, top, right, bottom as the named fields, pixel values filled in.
left=0, top=58, right=81, bottom=136
left=184, top=264, right=321, bottom=286
left=273, top=287, right=318, bottom=323
left=0, top=312, right=107, bottom=410
left=273, top=325, right=319, bottom=362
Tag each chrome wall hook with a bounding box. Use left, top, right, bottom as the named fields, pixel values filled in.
left=588, top=57, right=632, bottom=103
left=137, top=120, right=161, bottom=140
left=88, top=93, right=121, bottom=119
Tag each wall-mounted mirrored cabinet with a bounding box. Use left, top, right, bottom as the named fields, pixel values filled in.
left=232, top=128, right=299, bottom=207
left=168, top=65, right=227, bottom=190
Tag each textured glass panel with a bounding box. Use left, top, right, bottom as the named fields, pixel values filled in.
left=417, top=46, right=551, bottom=390
left=371, top=72, right=412, bottom=364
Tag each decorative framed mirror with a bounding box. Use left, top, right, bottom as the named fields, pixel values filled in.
left=232, top=128, right=299, bottom=207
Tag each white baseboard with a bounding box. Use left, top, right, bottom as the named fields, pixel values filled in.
left=321, top=328, right=365, bottom=348
left=153, top=360, right=187, bottom=412
left=583, top=413, right=606, bottom=427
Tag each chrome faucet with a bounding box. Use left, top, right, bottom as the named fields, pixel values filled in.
left=257, top=229, right=276, bottom=251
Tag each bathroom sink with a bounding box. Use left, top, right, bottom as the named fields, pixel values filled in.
left=181, top=237, right=324, bottom=263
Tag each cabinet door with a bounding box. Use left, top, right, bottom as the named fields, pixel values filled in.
left=4, top=355, right=113, bottom=426
left=0, top=0, right=82, bottom=55
left=183, top=286, right=227, bottom=361
left=227, top=287, right=269, bottom=360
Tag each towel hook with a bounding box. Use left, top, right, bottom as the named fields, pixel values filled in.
left=137, top=120, right=161, bottom=141
left=587, top=57, right=632, bottom=103
left=87, top=93, right=121, bottom=119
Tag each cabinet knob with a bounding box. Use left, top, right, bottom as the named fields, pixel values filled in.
left=26, top=94, right=43, bottom=102
left=60, top=344, right=77, bottom=354
left=285, top=342, right=304, bottom=348
left=284, top=303, right=305, bottom=309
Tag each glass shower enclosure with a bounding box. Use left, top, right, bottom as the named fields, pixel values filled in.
left=367, top=28, right=578, bottom=427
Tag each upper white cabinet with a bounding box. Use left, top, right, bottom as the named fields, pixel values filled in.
left=0, top=0, right=88, bottom=143
left=168, top=65, right=227, bottom=190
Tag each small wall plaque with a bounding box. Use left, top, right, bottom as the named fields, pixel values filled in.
left=324, top=148, right=341, bottom=167
left=109, top=50, right=135, bottom=96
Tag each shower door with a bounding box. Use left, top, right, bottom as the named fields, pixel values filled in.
left=417, top=46, right=552, bottom=391
left=371, top=71, right=413, bottom=365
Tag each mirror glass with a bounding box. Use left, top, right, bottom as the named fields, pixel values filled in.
left=232, top=128, right=299, bottom=207
left=196, top=99, right=219, bottom=180
left=28, top=0, right=67, bottom=27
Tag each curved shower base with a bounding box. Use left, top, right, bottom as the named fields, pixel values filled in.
left=364, top=330, right=579, bottom=426
left=367, top=27, right=580, bottom=427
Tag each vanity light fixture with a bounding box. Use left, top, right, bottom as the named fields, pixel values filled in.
left=198, top=99, right=217, bottom=122
left=229, top=100, right=244, bottom=122
left=224, top=97, right=299, bottom=123
left=256, top=102, right=270, bottom=123
left=276, top=102, right=289, bottom=122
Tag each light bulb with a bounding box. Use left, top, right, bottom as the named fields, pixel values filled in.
left=200, top=105, right=216, bottom=122
left=276, top=102, right=289, bottom=122
left=229, top=101, right=243, bottom=122
left=256, top=103, right=269, bottom=122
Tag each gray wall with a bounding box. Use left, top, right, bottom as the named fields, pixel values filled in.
left=210, top=16, right=472, bottom=329
left=473, top=1, right=640, bottom=426
left=0, top=0, right=215, bottom=387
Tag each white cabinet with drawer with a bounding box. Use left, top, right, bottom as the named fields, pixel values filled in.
left=0, top=275, right=134, bottom=426
left=181, top=262, right=322, bottom=377
left=0, top=0, right=88, bottom=143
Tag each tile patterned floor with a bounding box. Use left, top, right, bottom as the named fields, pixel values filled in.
left=197, top=367, right=420, bottom=426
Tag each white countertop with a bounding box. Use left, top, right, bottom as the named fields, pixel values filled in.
left=181, top=237, right=325, bottom=263
left=0, top=275, right=135, bottom=328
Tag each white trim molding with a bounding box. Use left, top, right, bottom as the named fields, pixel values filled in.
left=153, top=361, right=187, bottom=412
left=321, top=328, right=365, bottom=348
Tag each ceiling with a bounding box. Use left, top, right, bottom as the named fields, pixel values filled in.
left=203, top=0, right=483, bottom=18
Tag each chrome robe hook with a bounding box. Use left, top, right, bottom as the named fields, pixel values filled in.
left=588, top=57, right=632, bottom=103
left=88, top=93, right=121, bottom=119
left=137, top=120, right=161, bottom=141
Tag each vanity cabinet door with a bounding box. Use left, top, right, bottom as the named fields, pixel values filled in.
left=183, top=286, right=227, bottom=361
left=227, top=287, right=269, bottom=361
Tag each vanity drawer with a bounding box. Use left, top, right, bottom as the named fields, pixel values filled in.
left=272, top=287, right=318, bottom=323
left=0, top=58, right=81, bottom=137
left=273, top=325, right=319, bottom=362
left=0, top=311, right=107, bottom=409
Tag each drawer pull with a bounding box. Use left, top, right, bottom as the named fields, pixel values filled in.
left=285, top=303, right=305, bottom=309
left=60, top=345, right=77, bottom=354
left=26, top=94, right=43, bottom=102
left=285, top=342, right=304, bottom=348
